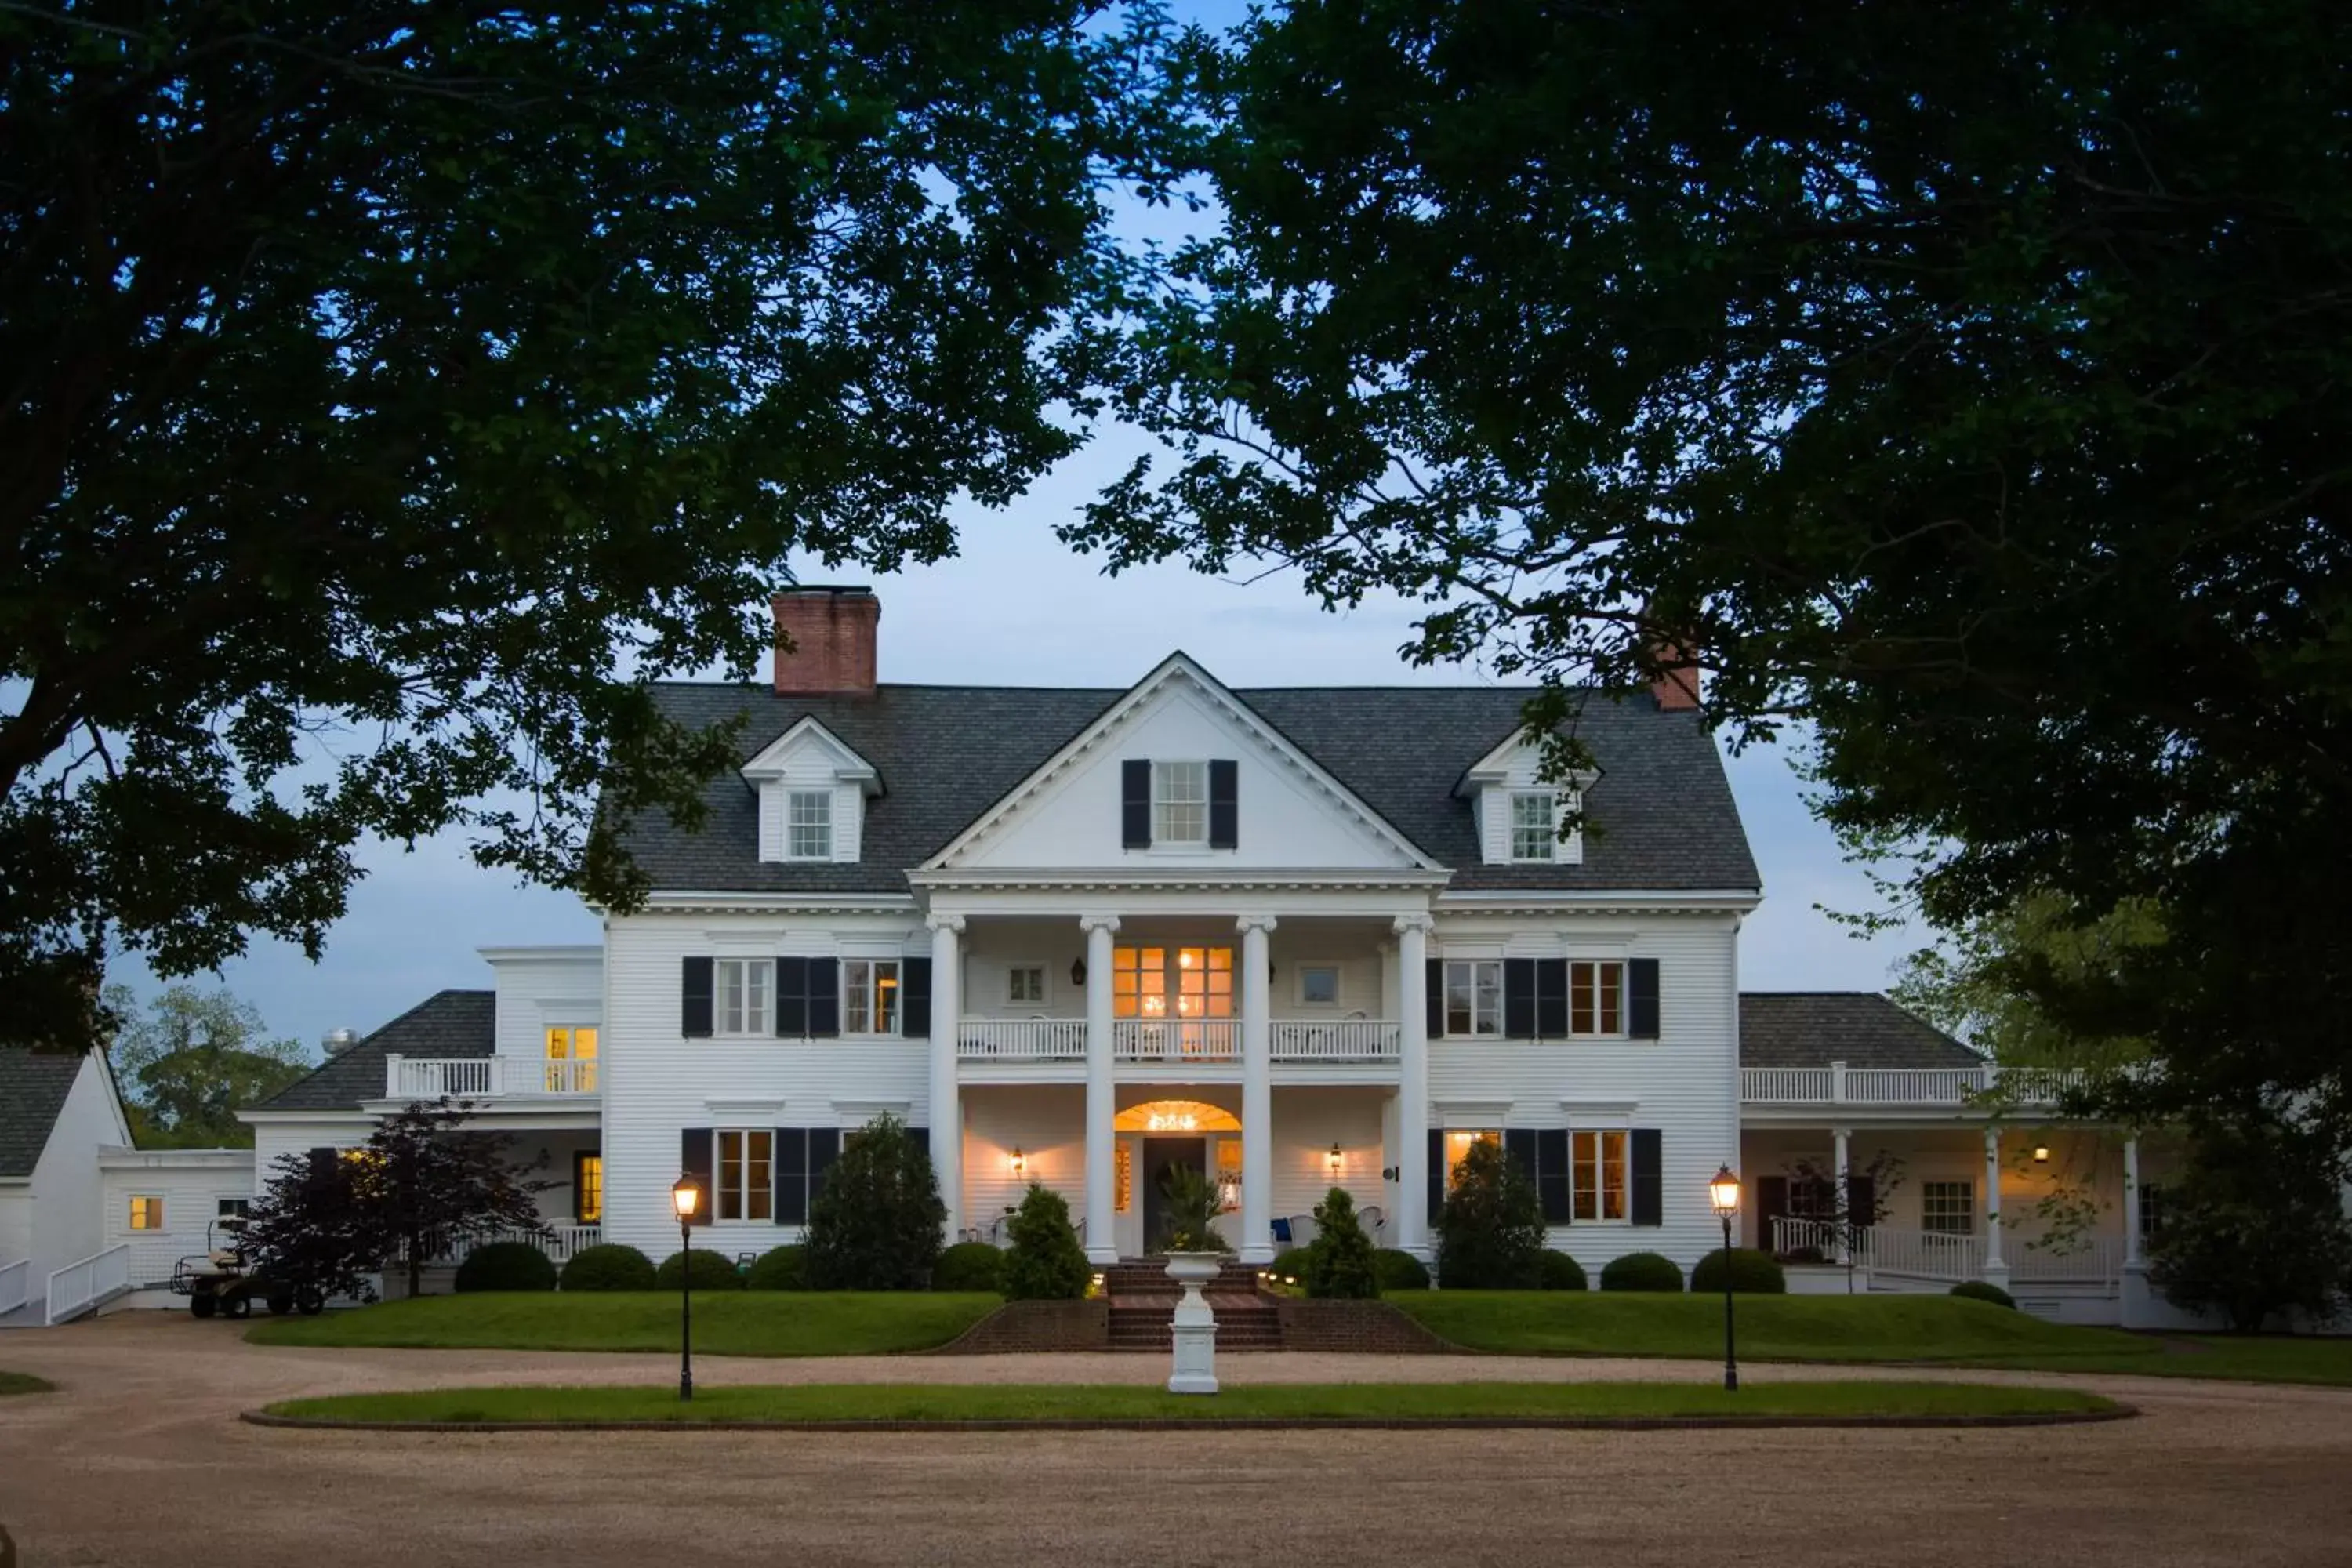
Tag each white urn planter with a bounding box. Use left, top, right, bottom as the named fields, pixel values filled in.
left=1163, top=1252, right=1222, bottom=1395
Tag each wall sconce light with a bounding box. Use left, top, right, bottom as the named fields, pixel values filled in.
left=2032, top=1145, right=2051, bottom=1164
left=1010, top=1145, right=1026, bottom=1176
left=1381, top=1165, right=1399, bottom=1182
left=1070, top=957, right=1087, bottom=987
left=1327, top=1141, right=1344, bottom=1176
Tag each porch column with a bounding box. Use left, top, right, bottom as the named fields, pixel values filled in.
left=926, top=913, right=964, bottom=1244
left=1395, top=913, right=1434, bottom=1258
left=2122, top=1134, right=2144, bottom=1271
left=1981, top=1127, right=2009, bottom=1287
left=1237, top=915, right=1277, bottom=1264
left=1831, top=1125, right=1853, bottom=1266
left=1081, top=914, right=1120, bottom=1265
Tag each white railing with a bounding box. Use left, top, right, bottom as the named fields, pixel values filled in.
left=1114, top=1018, right=1240, bottom=1064
left=0, top=1258, right=28, bottom=1317
left=422, top=1225, right=602, bottom=1266
left=1857, top=1225, right=1984, bottom=1283
left=1744, top=1068, right=1834, bottom=1103
left=1771, top=1217, right=2123, bottom=1289
left=1742, top=1061, right=2089, bottom=1109
left=45, top=1243, right=131, bottom=1325
left=1270, top=1019, right=1400, bottom=1062
left=956, top=1018, right=1087, bottom=1062
left=1769, top=1215, right=1849, bottom=1261
left=2013, top=1234, right=2125, bottom=1287
left=384, top=1054, right=597, bottom=1098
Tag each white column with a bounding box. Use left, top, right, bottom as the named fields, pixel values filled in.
left=2122, top=1134, right=2144, bottom=1271
left=1394, top=913, right=1433, bottom=1258
left=1237, top=915, right=1277, bottom=1264
left=1832, top=1125, right=1853, bottom=1266
left=1981, top=1127, right=2009, bottom=1284
left=926, top=913, right=964, bottom=1244
left=1081, top=915, right=1120, bottom=1265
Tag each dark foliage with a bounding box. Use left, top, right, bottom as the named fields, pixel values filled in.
left=1691, top=1249, right=1788, bottom=1296
left=1537, top=1250, right=1588, bottom=1291
left=1000, top=1183, right=1090, bottom=1301
left=803, top=1114, right=946, bottom=1291
left=655, top=1250, right=746, bottom=1292
left=454, top=1242, right=557, bottom=1294
left=746, top=1245, right=810, bottom=1292
left=1433, top=1138, right=1544, bottom=1290
left=1372, top=1249, right=1432, bottom=1292
left=931, top=1241, right=1006, bottom=1294
left=1599, top=1252, right=1686, bottom=1293
left=1951, top=1280, right=2016, bottom=1310
left=559, top=1244, right=657, bottom=1293
left=1301, top=1187, right=1381, bottom=1300
left=2151, top=1122, right=2352, bottom=1332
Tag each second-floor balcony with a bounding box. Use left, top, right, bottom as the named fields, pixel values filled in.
left=1740, top=1061, right=2089, bottom=1112
left=953, top=1017, right=1400, bottom=1070
left=385, top=1054, right=598, bottom=1099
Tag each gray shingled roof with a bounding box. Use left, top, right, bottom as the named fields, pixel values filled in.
left=1739, top=993, right=1984, bottom=1070
left=251, top=990, right=494, bottom=1113
left=0, top=1045, right=86, bottom=1178
left=621, top=676, right=1759, bottom=894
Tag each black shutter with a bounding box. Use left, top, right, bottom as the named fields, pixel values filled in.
left=1534, top=959, right=1569, bottom=1040
left=1502, top=1128, right=1537, bottom=1187
left=681, top=956, right=714, bottom=1038
left=1758, top=1174, right=1790, bottom=1254
left=307, top=1146, right=337, bottom=1181
left=1208, top=759, right=1238, bottom=848
left=807, top=957, right=840, bottom=1037
left=1628, top=958, right=1661, bottom=1039
left=774, top=1128, right=808, bottom=1224
left=810, top=1127, right=841, bottom=1204
left=1845, top=1172, right=1876, bottom=1230
left=902, top=956, right=933, bottom=1038
left=1536, top=1128, right=1572, bottom=1224
left=1503, top=958, right=1537, bottom=1040
left=1425, top=959, right=1445, bottom=1037
left=680, top=1127, right=713, bottom=1226
left=1629, top=1129, right=1663, bottom=1226
left=775, top=957, right=808, bottom=1037
left=1426, top=1128, right=1446, bottom=1232
left=1121, top=759, right=1152, bottom=848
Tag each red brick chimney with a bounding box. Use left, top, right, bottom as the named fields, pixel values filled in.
left=1646, top=639, right=1702, bottom=711
left=771, top=586, right=880, bottom=695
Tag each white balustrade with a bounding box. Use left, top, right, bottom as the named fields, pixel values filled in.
left=45, top=1243, right=131, bottom=1325
left=1269, top=1019, right=1400, bottom=1062
left=956, top=1018, right=1088, bottom=1061
left=1853, top=1225, right=1984, bottom=1283
left=0, top=1258, right=28, bottom=1317
left=1113, top=1018, right=1240, bottom=1063
left=1846, top=1068, right=1982, bottom=1104
left=386, top=1055, right=599, bottom=1098
left=1742, top=1062, right=2091, bottom=1108
left=1742, top=1068, right=1834, bottom=1103
left=428, top=1225, right=602, bottom=1265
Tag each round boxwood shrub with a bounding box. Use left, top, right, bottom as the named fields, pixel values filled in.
left=1690, top=1247, right=1787, bottom=1295
left=1372, top=1248, right=1431, bottom=1291
left=1951, top=1279, right=2017, bottom=1309
left=655, top=1248, right=746, bottom=1291
left=454, top=1240, right=557, bottom=1293
left=931, top=1241, right=1004, bottom=1294
left=747, top=1244, right=810, bottom=1291
left=1599, top=1251, right=1686, bottom=1293
left=560, top=1243, right=656, bottom=1292
left=1537, top=1250, right=1588, bottom=1290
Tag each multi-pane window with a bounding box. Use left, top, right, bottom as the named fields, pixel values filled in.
left=129, top=1196, right=164, bottom=1231
left=1510, top=790, right=1558, bottom=861
left=844, top=959, right=902, bottom=1035
left=1114, top=1144, right=1134, bottom=1214
left=786, top=790, right=833, bottom=859
left=1443, top=1129, right=1501, bottom=1189
left=1572, top=1131, right=1628, bottom=1221
left=1007, top=965, right=1046, bottom=1005
left=1443, top=960, right=1503, bottom=1036
left=1922, top=1180, right=1976, bottom=1235
left=1113, top=946, right=1167, bottom=1018
left=717, top=958, right=771, bottom=1035
left=1298, top=964, right=1341, bottom=1005
left=2138, top=1183, right=2169, bottom=1245
left=545, top=1025, right=598, bottom=1091
left=717, top=1130, right=774, bottom=1221
left=1569, top=961, right=1624, bottom=1036
left=1216, top=1140, right=1243, bottom=1213
left=1173, top=946, right=1232, bottom=1018
left=1152, top=760, right=1209, bottom=844
left=575, top=1153, right=604, bottom=1225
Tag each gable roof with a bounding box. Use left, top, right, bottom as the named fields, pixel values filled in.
left=250, top=990, right=495, bottom=1114
left=622, top=677, right=1758, bottom=895
left=0, top=1045, right=88, bottom=1178
left=1739, top=993, right=1984, bottom=1071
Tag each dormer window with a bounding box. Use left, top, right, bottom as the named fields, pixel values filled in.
left=1510, top=790, right=1559, bottom=862
left=1153, top=760, right=1209, bottom=844
left=787, top=790, right=833, bottom=860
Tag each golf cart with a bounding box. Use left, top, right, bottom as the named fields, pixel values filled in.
left=169, top=1217, right=325, bottom=1319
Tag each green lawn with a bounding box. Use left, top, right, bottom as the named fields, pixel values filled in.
left=264, top=1380, right=2117, bottom=1426
left=0, top=1370, right=54, bottom=1396
left=245, top=1291, right=1000, bottom=1357
left=1966, top=1334, right=2352, bottom=1387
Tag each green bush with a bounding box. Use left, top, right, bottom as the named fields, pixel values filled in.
left=1690, top=1247, right=1787, bottom=1295
left=804, top=1112, right=947, bottom=1290
left=655, top=1248, right=747, bottom=1291
left=1599, top=1251, right=1686, bottom=1292
left=1434, top=1138, right=1545, bottom=1288
left=747, top=1244, right=809, bottom=1291
left=1301, top=1187, right=1381, bottom=1299
left=2151, top=1120, right=2352, bottom=1331
left=931, top=1241, right=1005, bottom=1294
left=1373, top=1248, right=1431, bottom=1291
left=1951, top=1279, right=2016, bottom=1309
left=1537, top=1250, right=1588, bottom=1291
left=559, top=1243, right=656, bottom=1292
left=1000, top=1182, right=1091, bottom=1301
left=454, top=1240, right=557, bottom=1293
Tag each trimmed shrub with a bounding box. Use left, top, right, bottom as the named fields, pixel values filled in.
left=1373, top=1248, right=1431, bottom=1292
left=931, top=1241, right=1005, bottom=1294
left=1301, top=1187, right=1381, bottom=1299
left=1951, top=1279, right=2017, bottom=1309
left=1536, top=1250, right=1588, bottom=1291
left=1599, top=1251, right=1686, bottom=1293
left=454, top=1240, right=557, bottom=1293
left=747, top=1244, right=810, bottom=1291
left=1433, top=1137, right=1545, bottom=1289
left=560, top=1243, right=656, bottom=1293
left=1690, top=1247, right=1787, bottom=1295
left=1000, top=1182, right=1090, bottom=1301
left=804, top=1112, right=947, bottom=1290
left=655, top=1248, right=746, bottom=1291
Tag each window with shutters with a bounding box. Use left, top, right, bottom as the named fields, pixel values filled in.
left=717, top=959, right=771, bottom=1035
left=1922, top=1180, right=1975, bottom=1235
left=1443, top=1129, right=1501, bottom=1189
left=1571, top=1130, right=1629, bottom=1221
left=1509, top=790, right=1558, bottom=861
left=1152, top=760, right=1209, bottom=844
left=1443, top=960, right=1503, bottom=1036
left=786, top=790, right=833, bottom=860
left=844, top=959, right=901, bottom=1035
left=716, top=1130, right=773, bottom=1221
left=1568, top=961, right=1624, bottom=1036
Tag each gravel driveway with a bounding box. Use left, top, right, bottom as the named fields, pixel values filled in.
left=3, top=1313, right=2348, bottom=1566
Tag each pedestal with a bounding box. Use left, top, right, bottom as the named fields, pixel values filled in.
left=1163, top=1253, right=1221, bottom=1395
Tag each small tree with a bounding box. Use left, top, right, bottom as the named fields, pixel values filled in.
left=804, top=1113, right=947, bottom=1290
left=1301, top=1186, right=1380, bottom=1299
left=1154, top=1161, right=1228, bottom=1253
left=2151, top=1123, right=2352, bottom=1332
left=239, top=1145, right=384, bottom=1303
left=1783, top=1150, right=1904, bottom=1294
left=1000, top=1182, right=1091, bottom=1301
left=1434, top=1138, right=1544, bottom=1289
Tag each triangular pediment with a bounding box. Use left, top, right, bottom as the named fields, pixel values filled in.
left=741, top=717, right=879, bottom=795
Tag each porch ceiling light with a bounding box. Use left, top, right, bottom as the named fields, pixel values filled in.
left=2033, top=1145, right=2051, bottom=1164
left=1327, top=1142, right=1344, bottom=1174
left=1708, top=1165, right=1741, bottom=1217
left=671, top=1172, right=702, bottom=1221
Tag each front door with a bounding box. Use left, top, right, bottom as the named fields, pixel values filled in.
left=1141, top=1137, right=1207, bottom=1254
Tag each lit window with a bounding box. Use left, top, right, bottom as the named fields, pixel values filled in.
left=717, top=959, right=771, bottom=1035
left=787, top=790, right=833, bottom=859
left=1153, top=760, right=1209, bottom=844
left=1569, top=961, right=1624, bottom=1036
left=1443, top=960, right=1503, bottom=1036
left=1174, top=946, right=1232, bottom=1020
left=129, top=1196, right=164, bottom=1231
left=1115, top=1144, right=1134, bottom=1214
left=1112, top=946, right=1167, bottom=1019
left=575, top=1153, right=604, bottom=1225
left=1216, top=1141, right=1243, bottom=1213
left=1443, top=1129, right=1501, bottom=1189
left=717, top=1130, right=774, bottom=1221
left=1922, top=1181, right=1976, bottom=1235
left=1007, top=965, right=1047, bottom=1005
left=1572, top=1131, right=1628, bottom=1221
left=1298, top=964, right=1341, bottom=1006
left=844, top=959, right=902, bottom=1035
left=1510, top=791, right=1558, bottom=861
left=545, top=1025, right=599, bottom=1091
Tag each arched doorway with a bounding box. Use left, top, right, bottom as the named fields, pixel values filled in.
left=1115, top=1100, right=1241, bottom=1255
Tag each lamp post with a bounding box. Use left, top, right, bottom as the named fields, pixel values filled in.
left=671, top=1172, right=702, bottom=1401
left=1708, top=1164, right=1741, bottom=1393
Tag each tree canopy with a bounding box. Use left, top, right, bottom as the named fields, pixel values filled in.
left=103, top=982, right=309, bottom=1147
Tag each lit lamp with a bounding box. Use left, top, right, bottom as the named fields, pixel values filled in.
left=1327, top=1142, right=1344, bottom=1178
left=1708, top=1164, right=1741, bottom=1393
left=1010, top=1145, right=1027, bottom=1176
left=670, top=1172, right=702, bottom=1401
left=2032, top=1145, right=2051, bottom=1164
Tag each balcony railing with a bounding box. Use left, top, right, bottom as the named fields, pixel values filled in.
left=1114, top=1018, right=1239, bottom=1063
left=384, top=1054, right=598, bottom=1099
left=1270, top=1018, right=1399, bottom=1063
left=1740, top=1061, right=2089, bottom=1109
left=955, top=1018, right=1400, bottom=1066
left=956, top=1018, right=1087, bottom=1062
left=1770, top=1216, right=2125, bottom=1289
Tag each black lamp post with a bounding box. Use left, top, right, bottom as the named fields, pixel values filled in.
left=671, top=1172, right=702, bottom=1401
left=1709, top=1164, right=1741, bottom=1392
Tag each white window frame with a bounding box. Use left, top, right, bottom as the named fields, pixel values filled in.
left=786, top=789, right=833, bottom=861
left=1568, top=959, right=1626, bottom=1037
left=1152, top=760, right=1210, bottom=846
left=1006, top=964, right=1048, bottom=1007
left=717, top=957, right=771, bottom=1036
left=715, top=1129, right=773, bottom=1222
left=1921, top=1180, right=1976, bottom=1236
left=1509, top=789, right=1559, bottom=862
left=844, top=957, right=902, bottom=1036
left=1442, top=1129, right=1501, bottom=1191
left=1570, top=1129, right=1630, bottom=1223
left=128, top=1195, right=165, bottom=1231
left=1443, top=960, right=1503, bottom=1038
left=2138, top=1182, right=2169, bottom=1245
left=1295, top=963, right=1341, bottom=1007
left=216, top=1197, right=250, bottom=1218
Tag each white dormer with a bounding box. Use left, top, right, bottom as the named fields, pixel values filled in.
left=741, top=717, right=880, bottom=865
left=1456, top=729, right=1589, bottom=867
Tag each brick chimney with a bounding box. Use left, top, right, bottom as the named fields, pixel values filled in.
left=771, top=586, right=880, bottom=695
left=1646, top=639, right=1702, bottom=711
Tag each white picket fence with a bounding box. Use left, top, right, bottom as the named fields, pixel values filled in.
left=45, top=1243, right=132, bottom=1325
left=0, top=1258, right=28, bottom=1317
